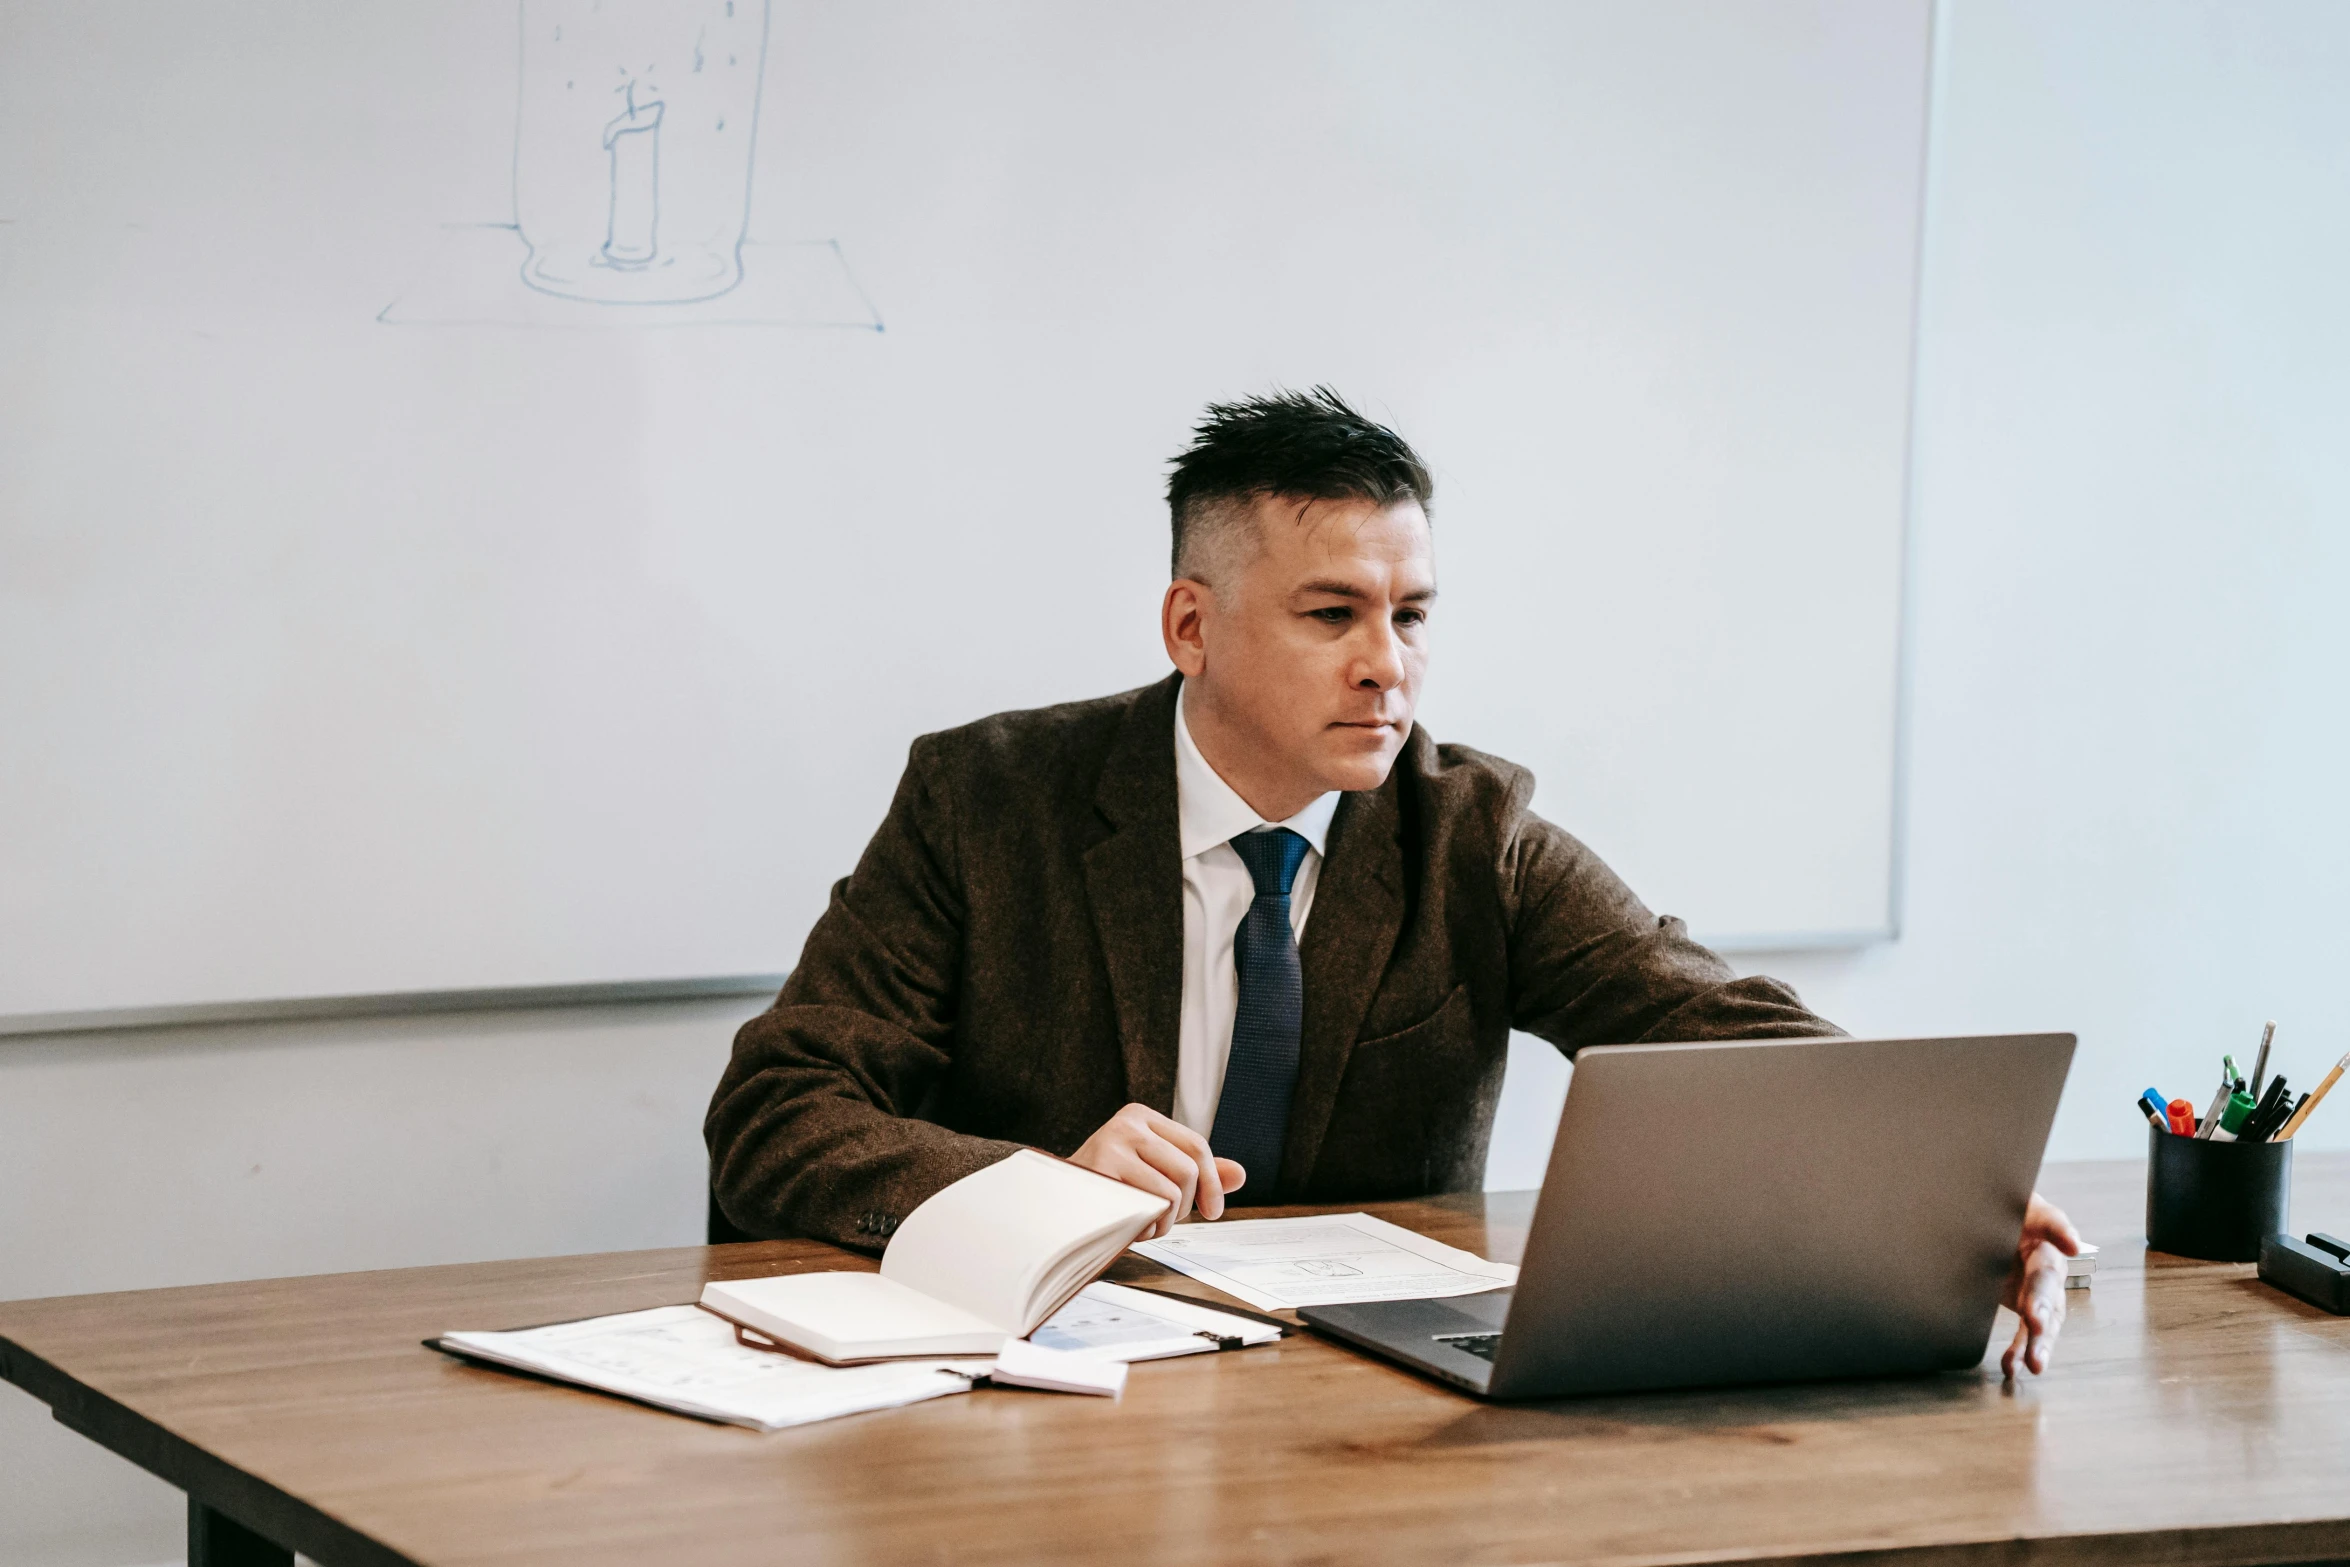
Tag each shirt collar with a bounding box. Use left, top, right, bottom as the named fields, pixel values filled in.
left=1174, top=681, right=1340, bottom=862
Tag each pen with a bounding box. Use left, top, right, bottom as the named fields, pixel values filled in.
left=2250, top=1074, right=2294, bottom=1140
left=2273, top=1094, right=2309, bottom=1140
left=1115, top=1282, right=1291, bottom=1333
left=2138, top=1088, right=2170, bottom=1127
left=2224, top=1054, right=2243, bottom=1091
left=2209, top=1090, right=2257, bottom=1143
left=2277, top=1051, right=2348, bottom=1140
left=2251, top=1021, right=2276, bottom=1101
left=2196, top=1078, right=2234, bottom=1139
left=2256, top=1092, right=2300, bottom=1143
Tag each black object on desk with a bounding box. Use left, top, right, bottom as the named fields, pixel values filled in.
left=2147, top=1123, right=2292, bottom=1261
left=2259, top=1232, right=2350, bottom=1315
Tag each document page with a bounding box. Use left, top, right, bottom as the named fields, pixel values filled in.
left=1129, top=1213, right=1518, bottom=1311
left=1027, top=1281, right=1279, bottom=1361
left=438, top=1305, right=989, bottom=1431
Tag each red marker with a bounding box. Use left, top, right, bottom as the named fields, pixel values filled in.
left=2166, top=1098, right=2198, bottom=1137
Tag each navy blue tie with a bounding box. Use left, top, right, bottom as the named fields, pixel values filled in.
left=1210, top=827, right=1311, bottom=1201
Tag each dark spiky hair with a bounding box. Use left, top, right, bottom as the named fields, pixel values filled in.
left=1165, top=387, right=1432, bottom=580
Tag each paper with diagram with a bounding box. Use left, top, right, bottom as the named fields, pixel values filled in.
left=1129, top=1213, right=1518, bottom=1312
left=434, top=1304, right=988, bottom=1430
left=1028, top=1282, right=1281, bottom=1361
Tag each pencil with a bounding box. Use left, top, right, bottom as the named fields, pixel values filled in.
left=2251, top=1020, right=2275, bottom=1099
left=2277, top=1050, right=2348, bottom=1141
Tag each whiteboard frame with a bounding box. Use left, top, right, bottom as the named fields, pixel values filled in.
left=0, top=973, right=788, bottom=1040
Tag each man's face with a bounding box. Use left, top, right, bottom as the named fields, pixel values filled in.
left=1176, top=492, right=1434, bottom=802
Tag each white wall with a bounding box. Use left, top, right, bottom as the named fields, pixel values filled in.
left=8, top=2, right=2350, bottom=1562
left=1749, top=0, right=2350, bottom=1166
left=1458, top=0, right=2350, bottom=1190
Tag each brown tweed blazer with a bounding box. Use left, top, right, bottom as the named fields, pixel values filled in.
left=707, top=674, right=1838, bottom=1248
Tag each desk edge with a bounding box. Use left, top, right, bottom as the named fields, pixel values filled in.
left=1, top=1330, right=422, bottom=1567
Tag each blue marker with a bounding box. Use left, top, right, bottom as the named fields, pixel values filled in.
left=2138, top=1087, right=2169, bottom=1126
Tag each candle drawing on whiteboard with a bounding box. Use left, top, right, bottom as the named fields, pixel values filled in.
left=378, top=0, right=880, bottom=328
left=516, top=0, right=764, bottom=304
left=601, top=88, right=664, bottom=268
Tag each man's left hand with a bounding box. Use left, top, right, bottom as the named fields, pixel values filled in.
left=1999, top=1191, right=2081, bottom=1378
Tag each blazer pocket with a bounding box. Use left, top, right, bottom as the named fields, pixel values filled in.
left=1324, top=985, right=1479, bottom=1196
left=1352, top=984, right=1475, bottom=1061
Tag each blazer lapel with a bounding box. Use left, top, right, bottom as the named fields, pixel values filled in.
left=1082, top=675, right=1186, bottom=1113
left=1282, top=774, right=1405, bottom=1191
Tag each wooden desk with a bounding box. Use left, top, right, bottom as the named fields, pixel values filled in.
left=5, top=1156, right=2349, bottom=1567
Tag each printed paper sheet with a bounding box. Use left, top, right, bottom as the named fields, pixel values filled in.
left=1129, top=1213, right=1517, bottom=1311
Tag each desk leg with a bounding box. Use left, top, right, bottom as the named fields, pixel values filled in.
left=189, top=1498, right=294, bottom=1567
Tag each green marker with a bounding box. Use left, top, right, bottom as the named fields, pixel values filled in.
left=2211, top=1090, right=2259, bottom=1143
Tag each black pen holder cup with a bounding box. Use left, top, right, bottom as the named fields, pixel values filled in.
left=2146, top=1124, right=2292, bottom=1262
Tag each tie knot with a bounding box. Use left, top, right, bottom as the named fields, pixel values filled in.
left=1230, top=827, right=1310, bottom=898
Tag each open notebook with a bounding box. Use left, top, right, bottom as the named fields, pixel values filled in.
left=700, top=1150, right=1170, bottom=1363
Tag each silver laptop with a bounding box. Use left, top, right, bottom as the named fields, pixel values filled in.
left=1297, top=1032, right=2073, bottom=1399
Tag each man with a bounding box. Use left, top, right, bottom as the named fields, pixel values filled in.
left=708, top=389, right=2079, bottom=1375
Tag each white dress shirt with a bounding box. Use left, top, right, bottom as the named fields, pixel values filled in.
left=1171, top=683, right=1341, bottom=1138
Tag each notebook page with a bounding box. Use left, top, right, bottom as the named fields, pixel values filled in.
left=881, top=1150, right=1168, bottom=1333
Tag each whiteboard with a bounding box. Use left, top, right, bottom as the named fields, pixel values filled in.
left=0, top=1, right=1928, bottom=1019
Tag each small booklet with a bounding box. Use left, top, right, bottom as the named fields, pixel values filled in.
left=2065, top=1241, right=2099, bottom=1289
left=990, top=1338, right=1130, bottom=1398
left=1130, top=1211, right=1518, bottom=1311
left=433, top=1305, right=988, bottom=1431
left=699, top=1149, right=1169, bottom=1363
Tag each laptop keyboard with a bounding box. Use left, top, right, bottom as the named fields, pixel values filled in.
left=1434, top=1332, right=1502, bottom=1363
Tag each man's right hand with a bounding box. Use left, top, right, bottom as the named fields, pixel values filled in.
left=1069, top=1103, right=1246, bottom=1239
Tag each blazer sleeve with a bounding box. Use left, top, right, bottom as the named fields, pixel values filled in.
left=1500, top=798, right=1843, bottom=1054
left=705, top=736, right=1025, bottom=1248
